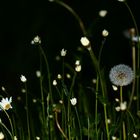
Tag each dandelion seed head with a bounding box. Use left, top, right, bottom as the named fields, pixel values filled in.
left=99, top=10, right=108, bottom=17
left=109, top=64, right=134, bottom=86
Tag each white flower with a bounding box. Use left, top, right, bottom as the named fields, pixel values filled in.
left=112, top=136, right=117, bottom=140
left=115, top=106, right=121, bottom=112
left=80, top=37, right=90, bottom=47
left=0, top=132, right=4, bottom=140
left=66, top=73, right=71, bottom=79
left=60, top=48, right=67, bottom=56
left=57, top=74, right=62, bottom=79
left=1, top=86, right=6, bottom=91
left=120, top=101, right=127, bottom=111
left=133, top=133, right=138, bottom=138
left=36, top=136, right=40, bottom=140
left=109, top=64, right=134, bottom=86
left=20, top=75, right=27, bottom=83
left=75, top=65, right=82, bottom=72
left=0, top=97, right=12, bottom=110
left=31, top=35, right=41, bottom=45
left=75, top=60, right=80, bottom=65
left=14, top=136, right=18, bottom=140
left=117, top=0, right=125, bottom=2
left=99, top=10, right=108, bottom=17
left=112, top=85, right=118, bottom=91
left=53, top=80, right=57, bottom=86
left=102, top=29, right=109, bottom=37
left=36, top=70, right=41, bottom=78
left=70, top=98, right=77, bottom=106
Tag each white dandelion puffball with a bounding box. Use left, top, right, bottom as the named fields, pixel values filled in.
left=109, top=64, right=134, bottom=86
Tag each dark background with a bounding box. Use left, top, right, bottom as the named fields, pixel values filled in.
left=0, top=0, right=139, bottom=95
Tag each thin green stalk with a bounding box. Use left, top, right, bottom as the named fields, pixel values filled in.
left=124, top=1, right=140, bottom=111
left=95, top=76, right=99, bottom=139
left=120, top=86, right=123, bottom=103
left=0, top=121, right=14, bottom=140
left=67, top=96, right=71, bottom=140
left=53, top=0, right=87, bottom=36
left=75, top=107, right=82, bottom=140
left=25, top=83, right=31, bottom=140
left=87, top=117, right=90, bottom=140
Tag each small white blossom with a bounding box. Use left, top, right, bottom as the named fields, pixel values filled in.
left=92, top=78, right=97, bottom=84
left=107, top=118, right=111, bottom=124
left=0, top=97, right=12, bottom=110
left=14, top=136, right=18, bottom=140
left=59, top=100, right=63, bottom=104
left=0, top=132, right=4, bottom=140
left=21, top=88, right=26, bottom=93
left=75, top=65, right=82, bottom=72
left=36, top=70, right=41, bottom=78
left=36, top=136, right=40, bottom=140
left=133, top=133, right=138, bottom=138
left=99, top=10, right=108, bottom=17
left=53, top=80, right=57, bottom=86
left=57, top=74, right=62, bottom=79
left=31, top=35, right=41, bottom=45
left=66, top=73, right=71, bottom=79
left=112, top=85, right=118, bottom=91
left=80, top=37, right=90, bottom=47
left=112, top=136, right=117, bottom=140
left=33, top=99, right=37, bottom=103
left=60, top=48, right=67, bottom=56
left=70, top=98, right=77, bottom=106
left=102, top=29, right=109, bottom=37
left=115, top=106, right=121, bottom=112
left=120, top=101, right=127, bottom=111
left=20, top=75, right=27, bottom=83
left=117, top=0, right=125, bottom=2
left=115, top=98, right=119, bottom=102
left=75, top=60, right=80, bottom=65
left=1, top=86, right=6, bottom=91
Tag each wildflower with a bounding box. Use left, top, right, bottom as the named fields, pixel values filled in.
left=36, top=136, right=40, bottom=140
left=133, top=133, right=138, bottom=138
left=109, top=64, right=134, bottom=86
left=92, top=78, right=97, bottom=84
left=112, top=85, right=118, bottom=91
left=31, top=35, right=41, bottom=45
left=1, top=86, right=6, bottom=92
left=115, top=98, right=119, bottom=102
left=14, top=136, right=18, bottom=140
left=75, top=65, right=82, bottom=72
left=75, top=60, right=80, bottom=65
left=115, top=106, right=121, bottom=112
left=120, top=101, right=127, bottom=111
left=99, top=10, right=108, bottom=17
left=57, top=74, right=62, bottom=79
left=117, top=0, right=125, bottom=2
left=53, top=80, right=57, bottom=86
left=0, top=132, right=4, bottom=140
left=107, top=118, right=111, bottom=124
left=0, top=97, right=12, bottom=110
left=60, top=48, right=67, bottom=57
left=36, top=70, right=41, bottom=78
left=20, top=75, right=27, bottom=83
left=80, top=37, right=90, bottom=47
left=21, top=88, right=26, bottom=93
left=102, top=29, right=109, bottom=37
left=66, top=73, right=71, bottom=79
left=33, top=99, right=37, bottom=103
left=112, top=136, right=117, bottom=140
left=70, top=98, right=77, bottom=106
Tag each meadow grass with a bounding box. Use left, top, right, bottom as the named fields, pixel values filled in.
left=0, top=0, right=140, bottom=140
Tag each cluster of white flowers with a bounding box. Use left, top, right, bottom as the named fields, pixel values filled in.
left=75, top=60, right=82, bottom=72
left=115, top=101, right=127, bottom=111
